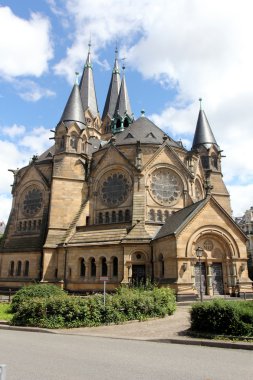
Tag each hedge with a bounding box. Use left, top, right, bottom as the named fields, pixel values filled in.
left=10, top=284, right=67, bottom=313
left=190, top=299, right=253, bottom=337
left=11, top=285, right=176, bottom=329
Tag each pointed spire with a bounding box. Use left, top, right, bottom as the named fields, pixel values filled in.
left=115, top=63, right=132, bottom=118
left=192, top=100, right=218, bottom=150
left=79, top=42, right=99, bottom=117
left=102, top=47, right=121, bottom=120
left=58, top=81, right=86, bottom=129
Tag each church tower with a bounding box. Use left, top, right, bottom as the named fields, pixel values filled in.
left=111, top=62, right=133, bottom=134
left=192, top=99, right=231, bottom=214
left=79, top=43, right=101, bottom=138
left=101, top=47, right=121, bottom=138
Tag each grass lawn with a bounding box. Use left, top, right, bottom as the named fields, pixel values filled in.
left=0, top=303, right=13, bottom=321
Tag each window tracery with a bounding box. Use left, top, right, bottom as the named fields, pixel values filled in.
left=149, top=168, right=182, bottom=206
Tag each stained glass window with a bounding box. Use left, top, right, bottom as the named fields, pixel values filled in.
left=100, top=172, right=130, bottom=207
left=149, top=169, right=182, bottom=205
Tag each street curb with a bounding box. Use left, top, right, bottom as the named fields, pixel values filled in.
left=0, top=323, right=252, bottom=350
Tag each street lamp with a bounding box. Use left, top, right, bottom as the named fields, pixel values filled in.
left=196, top=246, right=204, bottom=302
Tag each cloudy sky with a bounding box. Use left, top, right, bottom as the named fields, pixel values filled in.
left=0, top=0, right=253, bottom=222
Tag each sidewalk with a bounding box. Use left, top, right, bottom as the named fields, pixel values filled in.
left=1, top=304, right=252, bottom=350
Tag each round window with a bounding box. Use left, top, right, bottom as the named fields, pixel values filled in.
left=22, top=187, right=43, bottom=217
left=100, top=172, right=130, bottom=207
left=203, top=239, right=213, bottom=251
left=149, top=168, right=182, bottom=206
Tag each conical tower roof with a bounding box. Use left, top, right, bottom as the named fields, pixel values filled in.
left=58, top=83, right=86, bottom=129
left=115, top=67, right=132, bottom=118
left=79, top=47, right=99, bottom=117
left=102, top=49, right=121, bottom=120
left=192, top=104, right=218, bottom=150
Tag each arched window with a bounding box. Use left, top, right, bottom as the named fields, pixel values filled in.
left=28, top=220, right=32, bottom=230
left=149, top=209, right=155, bottom=222
left=38, top=220, right=41, bottom=230
left=112, top=211, right=116, bottom=223
left=80, top=258, right=86, bottom=277
left=24, top=261, right=29, bottom=277
left=116, top=119, right=121, bottom=129
left=98, top=212, right=103, bottom=224
left=105, top=212, right=110, bottom=223
left=91, top=258, right=96, bottom=277
left=16, top=261, right=22, bottom=276
left=9, top=261, right=15, bottom=276
left=157, top=210, right=162, bottom=222
left=164, top=210, right=169, bottom=222
left=123, top=118, right=129, bottom=129
left=70, top=133, right=78, bottom=150
left=118, top=210, right=123, bottom=222
left=211, top=154, right=218, bottom=170
left=33, top=220, right=36, bottom=230
left=125, top=209, right=130, bottom=222
left=101, top=257, right=107, bottom=276
left=60, top=136, right=65, bottom=151
left=18, top=222, right=22, bottom=231
left=158, top=254, right=164, bottom=278
left=112, top=257, right=118, bottom=277
left=24, top=221, right=27, bottom=231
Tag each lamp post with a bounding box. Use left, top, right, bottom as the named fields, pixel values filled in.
left=196, top=246, right=204, bottom=302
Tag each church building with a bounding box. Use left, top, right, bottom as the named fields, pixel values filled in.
left=0, top=47, right=252, bottom=299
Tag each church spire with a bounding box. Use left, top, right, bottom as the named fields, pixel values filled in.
left=79, top=42, right=99, bottom=117
left=58, top=74, right=86, bottom=129
left=102, top=46, right=121, bottom=120
left=115, top=62, right=132, bottom=118
left=192, top=99, right=218, bottom=150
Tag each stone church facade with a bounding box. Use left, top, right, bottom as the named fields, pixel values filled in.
left=0, top=48, right=252, bottom=299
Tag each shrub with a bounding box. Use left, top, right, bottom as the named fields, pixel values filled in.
left=11, top=286, right=176, bottom=328
left=11, top=284, right=66, bottom=313
left=190, top=299, right=253, bottom=337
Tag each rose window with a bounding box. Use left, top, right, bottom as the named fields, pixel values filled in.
left=100, top=172, right=130, bottom=207
left=149, top=168, right=182, bottom=206
left=22, top=187, right=43, bottom=217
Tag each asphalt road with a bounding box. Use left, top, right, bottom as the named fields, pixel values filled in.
left=0, top=330, right=252, bottom=380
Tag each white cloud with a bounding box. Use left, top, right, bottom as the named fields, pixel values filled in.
left=14, top=79, right=56, bottom=102
left=0, top=194, right=12, bottom=225
left=3, top=124, right=26, bottom=138
left=228, top=184, right=253, bottom=217
left=0, top=6, right=53, bottom=78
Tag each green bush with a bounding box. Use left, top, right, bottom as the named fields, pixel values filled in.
left=11, top=286, right=176, bottom=328
left=11, top=284, right=67, bottom=313
left=190, top=299, right=253, bottom=337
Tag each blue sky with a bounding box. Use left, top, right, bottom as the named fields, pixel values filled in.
left=1, top=0, right=253, bottom=222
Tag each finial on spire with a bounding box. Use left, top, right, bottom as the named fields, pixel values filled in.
left=121, top=57, right=126, bottom=71
left=199, top=97, right=202, bottom=110
left=75, top=71, right=79, bottom=85
left=115, top=42, right=118, bottom=58
left=141, top=109, right=145, bottom=117
left=88, top=35, right=92, bottom=53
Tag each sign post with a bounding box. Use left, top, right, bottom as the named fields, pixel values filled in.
left=100, top=277, right=108, bottom=307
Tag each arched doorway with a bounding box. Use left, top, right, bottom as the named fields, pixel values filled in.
left=130, top=252, right=147, bottom=285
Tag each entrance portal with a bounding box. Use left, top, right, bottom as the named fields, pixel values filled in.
left=212, top=263, right=224, bottom=295
left=132, top=265, right=146, bottom=285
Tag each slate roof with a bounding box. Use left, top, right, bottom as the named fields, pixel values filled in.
left=58, top=84, right=86, bottom=129
left=154, top=199, right=207, bottom=240
left=79, top=51, right=99, bottom=117
left=114, top=116, right=182, bottom=147
left=115, top=73, right=132, bottom=118
left=87, top=137, right=106, bottom=155
left=37, top=145, right=55, bottom=162
left=192, top=109, right=219, bottom=150
left=102, top=54, right=121, bottom=120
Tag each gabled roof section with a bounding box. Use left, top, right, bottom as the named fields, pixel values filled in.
left=115, top=116, right=181, bottom=147
left=102, top=49, right=121, bottom=120
left=79, top=49, right=99, bottom=117
left=192, top=108, right=219, bottom=150
left=115, top=70, right=132, bottom=118
left=58, top=83, right=86, bottom=129
left=154, top=199, right=207, bottom=240
left=37, top=145, right=55, bottom=163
